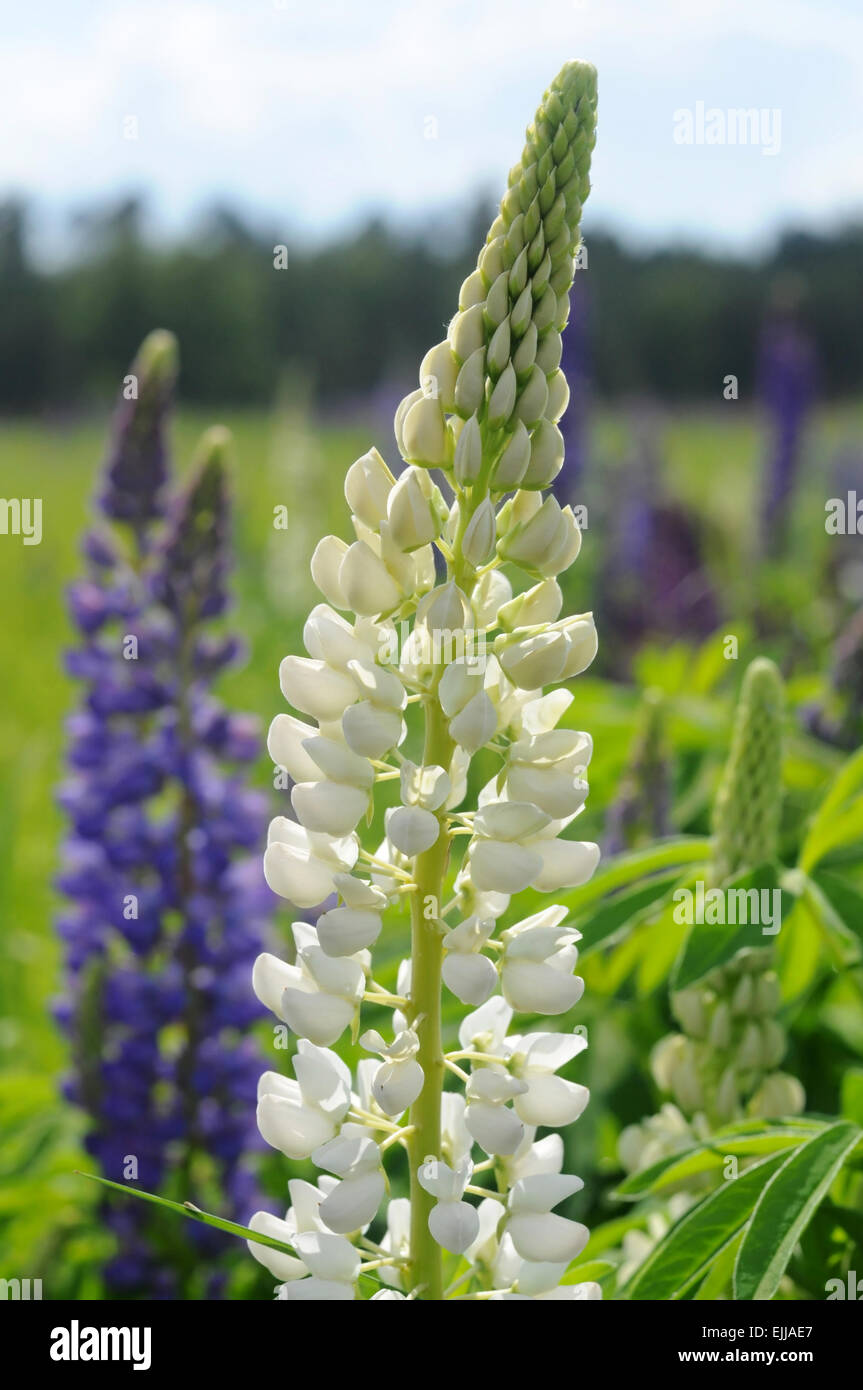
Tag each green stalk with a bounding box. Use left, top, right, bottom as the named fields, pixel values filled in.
left=406, top=695, right=455, bottom=1300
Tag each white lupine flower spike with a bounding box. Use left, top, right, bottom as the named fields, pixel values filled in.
left=251, top=61, right=600, bottom=1301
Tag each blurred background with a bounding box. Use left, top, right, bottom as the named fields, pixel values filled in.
left=1, top=0, right=861, bottom=1299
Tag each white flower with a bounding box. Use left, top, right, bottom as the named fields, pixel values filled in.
left=263, top=817, right=358, bottom=910
left=442, top=916, right=497, bottom=1006
left=385, top=805, right=440, bottom=856
left=508, top=1030, right=590, bottom=1126
left=500, top=907, right=584, bottom=1015
left=399, top=761, right=451, bottom=811
left=506, top=1173, right=588, bottom=1264
left=449, top=690, right=498, bottom=752
left=312, top=1134, right=386, bottom=1234
left=254, top=924, right=366, bottom=1047
left=344, top=447, right=394, bottom=529
left=464, top=1067, right=527, bottom=1156
left=361, top=1028, right=424, bottom=1116
left=255, top=1043, right=351, bottom=1160
left=279, top=654, right=357, bottom=722
left=282, top=1231, right=361, bottom=1301
left=316, top=905, right=383, bottom=957
left=342, top=702, right=405, bottom=758
left=506, top=729, right=592, bottom=820
left=462, top=498, right=497, bottom=566
left=417, top=1157, right=479, bottom=1253
left=292, top=779, right=370, bottom=835
left=387, top=467, right=442, bottom=551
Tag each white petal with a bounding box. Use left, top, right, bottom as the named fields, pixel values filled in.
left=279, top=655, right=357, bottom=722
left=281, top=989, right=356, bottom=1046
left=509, top=1172, right=585, bottom=1215
left=256, top=1093, right=335, bottom=1160
left=340, top=540, right=402, bottom=616
left=469, top=840, right=542, bottom=894
left=267, top=714, right=321, bottom=782
left=252, top=953, right=299, bottom=1018
left=449, top=691, right=497, bottom=753
left=292, top=1230, right=361, bottom=1283
left=310, top=536, right=350, bottom=609
left=317, top=906, right=382, bottom=957
left=514, top=1076, right=589, bottom=1128
left=342, top=701, right=404, bottom=758
left=429, top=1200, right=480, bottom=1253
left=508, top=1212, right=588, bottom=1264
left=373, top=1058, right=425, bottom=1116
left=280, top=1277, right=355, bottom=1301
left=291, top=779, right=368, bottom=835
left=532, top=839, right=600, bottom=893
left=385, top=805, right=440, bottom=856
left=502, top=961, right=584, bottom=1015
left=465, top=1101, right=525, bottom=1156
left=442, top=953, right=497, bottom=1006
left=318, top=1172, right=386, bottom=1235
left=246, top=1211, right=306, bottom=1282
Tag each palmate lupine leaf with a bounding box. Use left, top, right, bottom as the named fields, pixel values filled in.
left=732, top=1121, right=862, bottom=1301
left=671, top=862, right=803, bottom=991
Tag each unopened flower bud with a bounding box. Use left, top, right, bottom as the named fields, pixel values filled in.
left=454, top=414, right=483, bottom=485
left=344, top=448, right=393, bottom=529
left=402, top=394, right=449, bottom=468
left=387, top=468, right=441, bottom=551
left=462, top=499, right=497, bottom=567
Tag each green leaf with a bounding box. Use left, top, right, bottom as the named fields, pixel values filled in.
left=809, top=871, right=863, bottom=952
left=75, top=1171, right=298, bottom=1259
left=841, top=1069, right=863, bottom=1126
left=561, top=838, right=712, bottom=917
left=561, top=1259, right=615, bottom=1285
left=621, top=1152, right=789, bottom=1300
left=799, top=746, right=863, bottom=874
left=733, top=1121, right=862, bottom=1300
left=615, top=1121, right=824, bottom=1200
left=672, top=863, right=794, bottom=991
left=573, top=870, right=684, bottom=956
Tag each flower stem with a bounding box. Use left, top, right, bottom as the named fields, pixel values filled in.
left=406, top=693, right=454, bottom=1301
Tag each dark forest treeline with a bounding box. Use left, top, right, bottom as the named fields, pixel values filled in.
left=1, top=197, right=861, bottom=413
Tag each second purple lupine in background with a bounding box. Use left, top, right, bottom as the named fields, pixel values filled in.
left=758, top=287, right=817, bottom=555
left=57, top=332, right=272, bottom=1298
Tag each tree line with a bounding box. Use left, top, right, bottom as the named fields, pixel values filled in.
left=1, top=197, right=860, bottom=413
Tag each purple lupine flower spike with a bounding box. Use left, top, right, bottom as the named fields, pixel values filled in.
left=99, top=329, right=177, bottom=539
left=758, top=295, right=817, bottom=555
left=58, top=342, right=271, bottom=1298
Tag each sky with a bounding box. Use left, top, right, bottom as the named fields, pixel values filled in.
left=2, top=0, right=862, bottom=256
